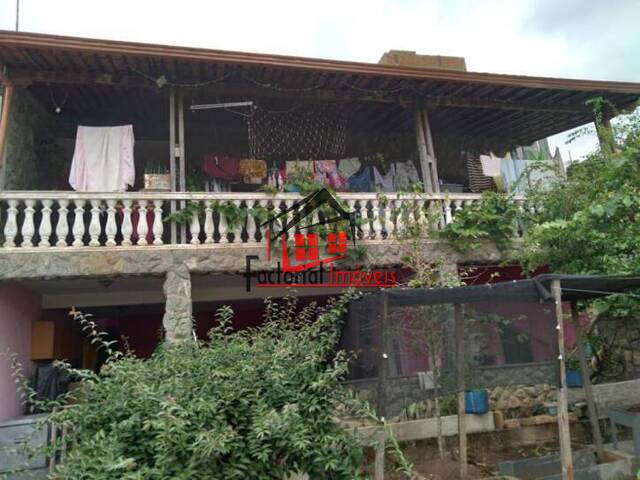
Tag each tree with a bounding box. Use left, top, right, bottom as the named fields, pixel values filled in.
left=520, top=108, right=640, bottom=276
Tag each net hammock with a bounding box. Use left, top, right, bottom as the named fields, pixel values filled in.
left=248, top=104, right=347, bottom=159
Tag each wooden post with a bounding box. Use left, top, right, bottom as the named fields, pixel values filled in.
left=571, top=301, right=605, bottom=462
left=169, top=87, right=177, bottom=244
left=178, top=89, right=187, bottom=242
left=455, top=303, right=467, bottom=478
left=374, top=291, right=389, bottom=480
left=552, top=280, right=574, bottom=480
left=0, top=78, right=15, bottom=170
left=414, top=109, right=434, bottom=194
left=421, top=109, right=440, bottom=193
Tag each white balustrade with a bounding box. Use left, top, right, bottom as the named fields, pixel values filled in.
left=204, top=203, right=214, bottom=244
left=0, top=191, right=518, bottom=249
left=3, top=199, right=18, bottom=247
left=39, top=200, right=53, bottom=247
left=21, top=199, right=36, bottom=247
left=246, top=200, right=258, bottom=243
left=121, top=199, right=133, bottom=246
left=189, top=201, right=201, bottom=245
left=72, top=199, right=85, bottom=247
left=137, top=201, right=148, bottom=246
left=151, top=201, right=163, bottom=246
left=105, top=200, right=118, bottom=247
left=55, top=199, right=69, bottom=247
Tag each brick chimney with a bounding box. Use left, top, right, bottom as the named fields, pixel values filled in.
left=378, top=50, right=467, bottom=71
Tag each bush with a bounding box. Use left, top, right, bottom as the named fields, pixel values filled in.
left=21, top=294, right=398, bottom=479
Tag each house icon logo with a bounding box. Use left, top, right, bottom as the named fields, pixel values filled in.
left=244, top=188, right=396, bottom=291
left=262, top=188, right=357, bottom=273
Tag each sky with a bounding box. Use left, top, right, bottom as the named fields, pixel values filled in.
left=1, top=0, right=638, bottom=162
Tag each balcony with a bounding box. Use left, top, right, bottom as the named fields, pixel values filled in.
left=0, top=191, right=528, bottom=248
left=0, top=191, right=525, bottom=280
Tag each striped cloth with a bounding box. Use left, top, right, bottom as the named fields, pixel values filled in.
left=466, top=156, right=496, bottom=193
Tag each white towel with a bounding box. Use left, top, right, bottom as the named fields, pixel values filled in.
left=69, top=125, right=135, bottom=192
left=479, top=154, right=502, bottom=177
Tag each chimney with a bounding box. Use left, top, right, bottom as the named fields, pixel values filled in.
left=378, top=50, right=467, bottom=71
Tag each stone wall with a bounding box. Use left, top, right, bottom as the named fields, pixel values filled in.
left=0, top=87, right=64, bottom=190
left=0, top=239, right=504, bottom=281
left=347, top=362, right=558, bottom=419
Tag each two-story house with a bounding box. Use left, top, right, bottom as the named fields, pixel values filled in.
left=0, top=31, right=638, bottom=422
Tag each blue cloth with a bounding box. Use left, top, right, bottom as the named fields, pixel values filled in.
left=348, top=167, right=373, bottom=192
left=502, top=158, right=559, bottom=193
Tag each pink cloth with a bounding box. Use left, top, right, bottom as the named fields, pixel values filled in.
left=69, top=125, right=135, bottom=192
left=314, top=160, right=347, bottom=190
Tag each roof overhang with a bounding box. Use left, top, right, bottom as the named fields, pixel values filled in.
left=1, top=30, right=638, bottom=143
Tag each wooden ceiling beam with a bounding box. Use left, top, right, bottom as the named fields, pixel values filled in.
left=7, top=67, right=601, bottom=114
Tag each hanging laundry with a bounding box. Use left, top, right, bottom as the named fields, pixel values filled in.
left=202, top=155, right=241, bottom=180
left=314, top=160, right=348, bottom=190
left=479, top=154, right=502, bottom=177
left=338, top=157, right=361, bottom=178
left=267, top=167, right=286, bottom=190
left=393, top=161, right=420, bottom=191
left=208, top=178, right=231, bottom=192
left=347, top=167, right=372, bottom=192
left=69, top=125, right=135, bottom=192
left=239, top=159, right=267, bottom=183
left=373, top=164, right=396, bottom=192
left=466, top=156, right=495, bottom=193
left=286, top=160, right=314, bottom=176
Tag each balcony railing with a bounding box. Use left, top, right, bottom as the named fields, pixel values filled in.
left=0, top=191, right=525, bottom=249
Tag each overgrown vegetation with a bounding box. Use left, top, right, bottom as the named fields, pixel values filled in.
left=437, top=191, right=520, bottom=252
left=5, top=296, right=415, bottom=479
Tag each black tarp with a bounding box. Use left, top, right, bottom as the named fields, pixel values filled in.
left=385, top=274, right=640, bottom=307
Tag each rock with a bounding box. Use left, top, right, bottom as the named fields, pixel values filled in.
left=504, top=419, right=520, bottom=429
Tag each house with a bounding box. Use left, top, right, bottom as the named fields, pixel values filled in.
left=0, top=30, right=639, bottom=422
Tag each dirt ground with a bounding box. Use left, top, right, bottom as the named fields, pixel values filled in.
left=378, top=440, right=563, bottom=479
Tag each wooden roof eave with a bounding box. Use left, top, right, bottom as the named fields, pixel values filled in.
left=1, top=30, right=640, bottom=96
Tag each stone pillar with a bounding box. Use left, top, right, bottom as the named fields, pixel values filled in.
left=162, top=263, right=193, bottom=343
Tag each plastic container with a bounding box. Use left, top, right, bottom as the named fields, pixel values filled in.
left=566, top=369, right=583, bottom=388
left=465, top=389, right=490, bottom=414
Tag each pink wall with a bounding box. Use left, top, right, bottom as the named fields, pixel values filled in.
left=0, top=283, right=42, bottom=421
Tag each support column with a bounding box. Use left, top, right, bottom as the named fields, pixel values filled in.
left=455, top=303, right=467, bottom=479
left=0, top=75, right=15, bottom=171
left=421, top=109, right=440, bottom=193
left=414, top=107, right=440, bottom=194
left=571, top=302, right=605, bottom=461
left=415, top=109, right=433, bottom=194
left=552, top=280, right=574, bottom=480
left=374, top=290, right=389, bottom=480
left=162, top=263, right=193, bottom=343
left=169, top=87, right=177, bottom=244
left=178, top=90, right=187, bottom=242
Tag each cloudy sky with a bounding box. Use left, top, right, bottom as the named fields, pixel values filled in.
left=1, top=0, right=638, bottom=161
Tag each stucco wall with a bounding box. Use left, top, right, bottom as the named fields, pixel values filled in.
left=0, top=283, right=42, bottom=421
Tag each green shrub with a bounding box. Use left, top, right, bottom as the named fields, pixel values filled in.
left=438, top=191, right=519, bottom=252
left=12, top=294, right=410, bottom=479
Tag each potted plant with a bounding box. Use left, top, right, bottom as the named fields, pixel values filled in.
left=143, top=164, right=171, bottom=191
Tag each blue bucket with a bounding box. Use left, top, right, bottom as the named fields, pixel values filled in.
left=566, top=369, right=583, bottom=388
left=465, top=389, right=489, bottom=414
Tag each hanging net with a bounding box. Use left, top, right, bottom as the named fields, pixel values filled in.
left=248, top=104, right=347, bottom=159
